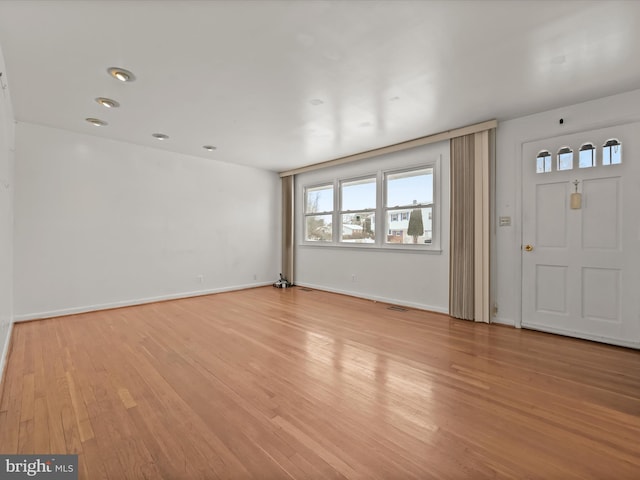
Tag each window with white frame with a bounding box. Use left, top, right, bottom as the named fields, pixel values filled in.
left=340, top=176, right=376, bottom=243
left=304, top=184, right=334, bottom=242
left=384, top=167, right=433, bottom=245
left=557, top=146, right=573, bottom=171
left=301, top=162, right=438, bottom=249
left=536, top=150, right=552, bottom=173
left=602, top=139, right=622, bottom=165
left=579, top=143, right=596, bottom=168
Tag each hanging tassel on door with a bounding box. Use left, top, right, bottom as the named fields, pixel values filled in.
left=570, top=179, right=581, bottom=209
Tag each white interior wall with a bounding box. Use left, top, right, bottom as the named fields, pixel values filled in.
left=0, top=45, right=15, bottom=378
left=5, top=66, right=639, bottom=346
left=13, top=122, right=281, bottom=320
left=296, top=89, right=640, bottom=322
left=295, top=141, right=450, bottom=313
left=495, top=88, right=640, bottom=326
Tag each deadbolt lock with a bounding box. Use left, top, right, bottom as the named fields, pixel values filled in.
left=524, top=244, right=534, bottom=252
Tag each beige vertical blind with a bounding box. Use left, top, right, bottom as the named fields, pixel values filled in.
left=474, top=130, right=491, bottom=323
left=449, top=129, right=493, bottom=322
left=449, top=135, right=476, bottom=320
left=281, top=176, right=295, bottom=284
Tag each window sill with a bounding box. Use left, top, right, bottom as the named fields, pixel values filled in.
left=299, top=242, right=443, bottom=254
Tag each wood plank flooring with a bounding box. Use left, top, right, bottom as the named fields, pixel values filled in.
left=0, top=286, right=639, bottom=479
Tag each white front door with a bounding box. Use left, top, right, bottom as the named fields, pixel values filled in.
left=522, top=123, right=640, bottom=348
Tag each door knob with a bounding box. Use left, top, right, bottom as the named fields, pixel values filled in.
left=524, top=244, right=534, bottom=252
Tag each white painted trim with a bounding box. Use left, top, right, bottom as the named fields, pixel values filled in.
left=294, top=282, right=449, bottom=315
left=13, top=282, right=273, bottom=322
left=0, top=322, right=14, bottom=386
left=298, top=244, right=443, bottom=255
left=522, top=323, right=639, bottom=350
left=514, top=138, right=524, bottom=329
left=492, top=316, right=516, bottom=327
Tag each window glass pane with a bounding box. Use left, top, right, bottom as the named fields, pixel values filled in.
left=385, top=207, right=432, bottom=244
left=305, top=214, right=332, bottom=241
left=340, top=213, right=375, bottom=243
left=386, top=168, right=433, bottom=207
left=611, top=145, right=621, bottom=164
left=341, top=177, right=376, bottom=211
left=579, top=145, right=595, bottom=168
left=557, top=148, right=573, bottom=171
left=305, top=185, right=333, bottom=214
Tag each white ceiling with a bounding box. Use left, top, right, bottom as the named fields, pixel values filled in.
left=0, top=0, right=639, bottom=172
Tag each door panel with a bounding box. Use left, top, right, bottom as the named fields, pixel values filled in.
left=581, top=177, right=620, bottom=250
left=581, top=267, right=620, bottom=323
left=536, top=182, right=567, bottom=248
left=522, top=123, right=640, bottom=348
left=535, top=265, right=568, bottom=314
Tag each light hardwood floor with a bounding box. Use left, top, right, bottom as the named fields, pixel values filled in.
left=0, top=286, right=639, bottom=479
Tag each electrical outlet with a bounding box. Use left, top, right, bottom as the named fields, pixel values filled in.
left=253, top=274, right=257, bottom=281
left=351, top=274, right=357, bottom=282
left=197, top=274, right=204, bottom=284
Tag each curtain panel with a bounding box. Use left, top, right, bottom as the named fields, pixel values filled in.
left=449, top=135, right=476, bottom=320
left=449, top=130, right=492, bottom=322
left=281, top=175, right=295, bottom=284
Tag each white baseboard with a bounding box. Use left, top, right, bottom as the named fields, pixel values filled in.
left=295, top=282, right=449, bottom=315
left=492, top=316, right=516, bottom=327
left=0, top=321, right=14, bottom=387
left=13, top=282, right=273, bottom=322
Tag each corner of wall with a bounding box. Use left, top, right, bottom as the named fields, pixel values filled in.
left=0, top=321, right=13, bottom=385
left=0, top=41, right=16, bottom=385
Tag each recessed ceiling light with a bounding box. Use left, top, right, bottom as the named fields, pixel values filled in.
left=203, top=145, right=216, bottom=151
left=309, top=99, right=324, bottom=106
left=95, top=97, right=120, bottom=108
left=107, top=67, right=136, bottom=82
left=152, top=133, right=169, bottom=140
left=86, top=117, right=107, bottom=127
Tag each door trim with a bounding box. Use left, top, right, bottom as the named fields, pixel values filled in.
left=519, top=120, right=639, bottom=343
